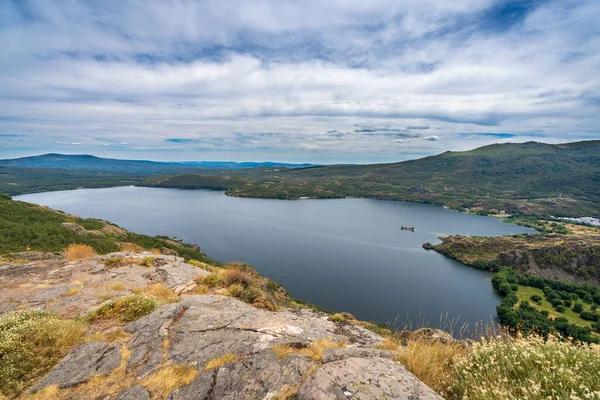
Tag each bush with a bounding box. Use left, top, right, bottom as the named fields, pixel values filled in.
left=555, top=305, right=566, bottom=313
left=239, top=286, right=262, bottom=303
left=227, top=283, right=244, bottom=297
left=580, top=311, right=600, bottom=322
left=63, top=243, right=97, bottom=261
left=563, top=300, right=572, bottom=308
left=87, top=295, right=156, bottom=322
left=330, top=313, right=345, bottom=323
left=451, top=335, right=600, bottom=399
left=202, top=273, right=223, bottom=288
left=0, top=310, right=85, bottom=397
left=103, top=257, right=123, bottom=267
left=139, top=256, right=155, bottom=267
left=573, top=303, right=584, bottom=313
left=222, top=268, right=253, bottom=288
left=530, top=295, right=542, bottom=304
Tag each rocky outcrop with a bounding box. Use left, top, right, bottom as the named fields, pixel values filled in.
left=33, top=294, right=441, bottom=399
left=31, top=341, right=121, bottom=392
left=1, top=253, right=443, bottom=399
left=434, top=234, right=600, bottom=285
left=0, top=252, right=208, bottom=318
left=296, top=358, right=440, bottom=400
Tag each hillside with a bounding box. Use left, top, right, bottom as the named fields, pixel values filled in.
left=2, top=141, right=599, bottom=216
left=0, top=194, right=211, bottom=261
left=152, top=141, right=600, bottom=217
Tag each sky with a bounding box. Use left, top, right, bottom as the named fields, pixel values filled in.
left=1, top=0, right=599, bottom=164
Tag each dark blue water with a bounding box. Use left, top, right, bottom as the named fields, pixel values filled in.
left=17, top=187, right=534, bottom=332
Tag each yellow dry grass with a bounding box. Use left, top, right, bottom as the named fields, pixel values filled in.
left=145, top=283, right=179, bottom=304
left=63, top=244, right=97, bottom=261
left=187, top=259, right=218, bottom=272
left=107, top=281, right=126, bottom=291
left=203, top=352, right=237, bottom=371
left=191, top=284, right=209, bottom=295
left=150, top=248, right=162, bottom=255
left=142, top=364, right=199, bottom=399
left=118, top=242, right=144, bottom=252
left=272, top=339, right=346, bottom=362
left=64, top=287, right=81, bottom=297
left=393, top=338, right=466, bottom=396
left=377, top=337, right=400, bottom=351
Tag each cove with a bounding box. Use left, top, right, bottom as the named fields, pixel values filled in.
left=16, top=186, right=534, bottom=333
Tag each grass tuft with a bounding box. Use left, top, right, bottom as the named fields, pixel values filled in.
left=87, top=295, right=156, bottom=323
left=204, top=353, right=238, bottom=371
left=394, top=337, right=465, bottom=396
left=272, top=338, right=346, bottom=362
left=139, top=256, right=155, bottom=267
left=449, top=334, right=600, bottom=400
left=145, top=283, right=179, bottom=304
left=63, top=244, right=97, bottom=261
left=142, top=364, right=199, bottom=399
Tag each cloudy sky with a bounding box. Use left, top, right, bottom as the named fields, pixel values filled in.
left=1, top=0, right=599, bottom=163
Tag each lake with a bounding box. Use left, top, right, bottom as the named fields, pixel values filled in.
left=16, top=186, right=534, bottom=333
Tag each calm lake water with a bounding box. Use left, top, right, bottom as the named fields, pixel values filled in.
left=17, top=187, right=534, bottom=333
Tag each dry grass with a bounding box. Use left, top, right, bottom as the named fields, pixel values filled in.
left=393, top=338, right=466, bottom=396
left=63, top=244, right=97, bottom=261
left=272, top=339, right=346, bottom=362
left=145, top=284, right=179, bottom=304
left=86, top=326, right=131, bottom=345
left=29, top=385, right=60, bottom=400
left=107, top=281, right=126, bottom=291
left=191, top=284, right=209, bottom=295
left=204, top=353, right=238, bottom=371
left=187, top=260, right=218, bottom=272
left=118, top=242, right=144, bottom=252
left=221, top=268, right=253, bottom=287
left=142, top=364, right=199, bottom=399
left=377, top=337, right=401, bottom=351
left=150, top=248, right=162, bottom=255
left=64, top=287, right=82, bottom=297
left=226, top=283, right=244, bottom=297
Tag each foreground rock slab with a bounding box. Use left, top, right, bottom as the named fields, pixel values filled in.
left=297, top=357, right=442, bottom=400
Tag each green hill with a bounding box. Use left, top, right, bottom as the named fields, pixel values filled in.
left=0, top=194, right=214, bottom=263
left=152, top=141, right=600, bottom=216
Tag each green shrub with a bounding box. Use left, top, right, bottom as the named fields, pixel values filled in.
left=530, top=294, right=542, bottom=304
left=266, top=280, right=279, bottom=293
left=87, top=295, right=156, bottom=322
left=0, top=309, right=85, bottom=397
left=330, top=313, right=345, bottom=323
left=202, top=273, right=223, bottom=288
left=227, top=283, right=244, bottom=297
left=103, top=257, right=123, bottom=267
left=451, top=335, right=600, bottom=399
left=555, top=305, right=566, bottom=313
left=573, top=302, right=584, bottom=313
left=140, top=256, right=155, bottom=267
left=239, top=286, right=262, bottom=303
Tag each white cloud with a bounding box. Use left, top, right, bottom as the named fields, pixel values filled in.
left=0, top=0, right=599, bottom=162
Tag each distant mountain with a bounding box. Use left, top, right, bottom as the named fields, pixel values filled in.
left=0, top=154, right=316, bottom=174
